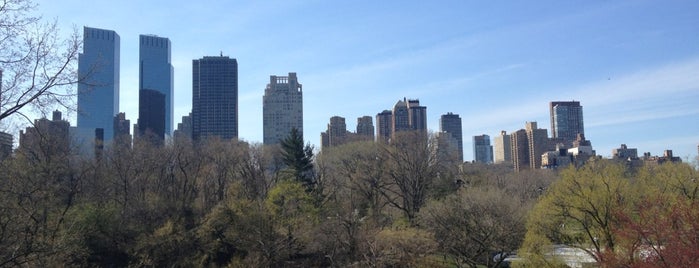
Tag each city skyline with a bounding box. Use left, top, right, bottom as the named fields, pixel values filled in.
left=27, top=1, right=699, bottom=160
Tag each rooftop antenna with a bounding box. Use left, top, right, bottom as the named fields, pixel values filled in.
left=220, top=51, right=223, bottom=57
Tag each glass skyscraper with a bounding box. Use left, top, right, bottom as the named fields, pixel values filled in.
left=192, top=56, right=238, bottom=141
left=139, top=35, right=173, bottom=136
left=550, top=101, right=584, bottom=143
left=77, top=27, right=120, bottom=141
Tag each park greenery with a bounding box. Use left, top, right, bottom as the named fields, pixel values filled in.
left=2, top=129, right=697, bottom=267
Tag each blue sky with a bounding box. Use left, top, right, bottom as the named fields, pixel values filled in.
left=37, top=0, right=699, bottom=161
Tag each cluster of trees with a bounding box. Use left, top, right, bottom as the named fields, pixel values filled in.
left=0, top=129, right=559, bottom=267
left=518, top=161, right=699, bottom=267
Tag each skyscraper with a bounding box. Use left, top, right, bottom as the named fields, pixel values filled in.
left=192, top=56, right=238, bottom=141
left=510, top=129, right=529, bottom=172
left=493, top=130, right=512, bottom=164
left=376, top=110, right=392, bottom=143
left=77, top=26, right=119, bottom=141
left=391, top=98, right=427, bottom=140
left=113, top=112, right=131, bottom=146
left=526, top=121, right=551, bottom=170
left=137, top=89, right=165, bottom=144
left=139, top=35, right=174, bottom=135
left=550, top=101, right=584, bottom=144
left=473, top=134, right=493, bottom=164
left=440, top=112, right=463, bottom=162
left=0, top=131, right=12, bottom=161
left=356, top=116, right=375, bottom=141
left=263, top=72, right=303, bottom=145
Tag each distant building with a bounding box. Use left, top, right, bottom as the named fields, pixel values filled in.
left=542, top=134, right=595, bottom=169
left=19, top=110, right=71, bottom=159
left=391, top=98, right=427, bottom=141
left=494, top=130, right=511, bottom=164
left=436, top=131, right=460, bottom=164
left=174, top=113, right=192, bottom=141
left=473, top=134, right=493, bottom=164
left=192, top=56, right=238, bottom=141
left=376, top=110, right=393, bottom=143
left=510, top=122, right=552, bottom=172
left=137, top=89, right=165, bottom=145
left=550, top=101, right=584, bottom=145
left=0, top=131, right=12, bottom=161
left=140, top=34, right=173, bottom=135
left=440, top=113, right=463, bottom=163
left=612, top=144, right=638, bottom=160
left=356, top=116, right=375, bottom=141
left=113, top=112, right=131, bottom=146
left=511, top=129, right=529, bottom=172
left=641, top=150, right=682, bottom=165
left=77, top=27, right=120, bottom=142
left=526, top=121, right=551, bottom=170
left=323, top=116, right=348, bottom=149
left=263, top=73, right=303, bottom=145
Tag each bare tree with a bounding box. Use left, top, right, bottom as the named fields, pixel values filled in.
left=0, top=0, right=81, bottom=122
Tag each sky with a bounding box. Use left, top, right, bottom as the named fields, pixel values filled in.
left=35, top=0, right=699, bottom=161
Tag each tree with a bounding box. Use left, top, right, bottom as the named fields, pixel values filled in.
left=422, top=187, right=529, bottom=268
left=280, top=127, right=315, bottom=188
left=381, top=131, right=439, bottom=224
left=518, top=161, right=631, bottom=266
left=0, top=0, right=81, bottom=122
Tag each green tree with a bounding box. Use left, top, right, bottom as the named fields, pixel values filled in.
left=518, top=161, right=631, bottom=266
left=280, top=127, right=315, bottom=188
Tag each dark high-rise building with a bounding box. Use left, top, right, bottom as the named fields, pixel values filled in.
left=0, top=131, right=12, bottom=161
left=376, top=110, right=392, bottom=143
left=550, top=101, right=584, bottom=144
left=77, top=27, right=120, bottom=142
left=263, top=73, right=302, bottom=145
left=321, top=116, right=348, bottom=149
left=113, top=112, right=131, bottom=145
left=137, top=89, right=165, bottom=144
left=440, top=112, right=463, bottom=162
left=356, top=116, right=375, bottom=141
left=140, top=35, right=174, bottom=135
left=392, top=99, right=410, bottom=135
left=174, top=113, right=192, bottom=141
left=473, top=134, right=493, bottom=164
left=407, top=99, right=427, bottom=132
left=192, top=56, right=238, bottom=141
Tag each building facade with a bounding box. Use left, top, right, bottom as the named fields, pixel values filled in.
left=137, top=89, right=165, bottom=144
left=113, top=112, right=131, bottom=146
left=440, top=112, right=463, bottom=163
left=20, top=111, right=71, bottom=159
left=550, top=101, right=584, bottom=144
left=139, top=35, right=174, bottom=135
left=526, top=121, right=550, bottom=170
left=263, top=73, right=303, bottom=145
left=376, top=110, right=392, bottom=143
left=192, top=56, right=238, bottom=141
left=510, top=129, right=529, bottom=172
left=77, top=27, right=120, bottom=141
left=356, top=116, right=375, bottom=141
left=473, top=134, right=493, bottom=164
left=0, top=131, right=12, bottom=161
left=494, top=130, right=512, bottom=164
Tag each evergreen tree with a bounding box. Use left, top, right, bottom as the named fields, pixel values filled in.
left=280, top=128, right=315, bottom=187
